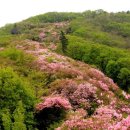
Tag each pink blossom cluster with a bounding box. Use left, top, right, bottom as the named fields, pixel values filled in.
left=56, top=119, right=90, bottom=130
left=98, top=80, right=109, bottom=91
left=89, top=68, right=105, bottom=79
left=39, top=32, right=46, bottom=39
left=56, top=107, right=117, bottom=130
left=26, top=40, right=41, bottom=50
left=56, top=109, right=92, bottom=130
left=61, top=67, right=84, bottom=78
left=34, top=48, right=78, bottom=74
left=108, top=116, right=130, bottom=130
left=89, top=68, right=118, bottom=91
left=122, top=91, right=130, bottom=99
left=66, top=109, right=87, bottom=120
left=121, top=107, right=130, bottom=114
left=105, top=77, right=118, bottom=90
left=58, top=80, right=97, bottom=109
left=48, top=63, right=62, bottom=71
left=89, top=79, right=109, bottom=91
left=48, top=43, right=57, bottom=50
left=94, top=106, right=122, bottom=119
left=69, top=83, right=97, bottom=108
left=36, top=96, right=72, bottom=111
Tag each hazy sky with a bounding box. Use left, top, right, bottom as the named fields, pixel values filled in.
left=0, top=0, right=130, bottom=27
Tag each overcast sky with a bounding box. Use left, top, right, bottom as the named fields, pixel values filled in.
left=0, top=0, right=130, bottom=27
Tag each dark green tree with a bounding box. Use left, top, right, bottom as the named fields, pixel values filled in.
left=118, top=68, right=130, bottom=91
left=11, top=24, right=20, bottom=35
left=59, top=31, right=68, bottom=53
left=105, top=60, right=120, bottom=81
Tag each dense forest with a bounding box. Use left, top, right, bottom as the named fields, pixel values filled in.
left=0, top=10, right=130, bottom=130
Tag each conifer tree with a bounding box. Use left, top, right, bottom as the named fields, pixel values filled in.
left=60, top=31, right=68, bottom=53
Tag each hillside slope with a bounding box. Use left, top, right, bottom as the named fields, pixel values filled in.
left=0, top=11, right=130, bottom=130
left=19, top=39, right=130, bottom=130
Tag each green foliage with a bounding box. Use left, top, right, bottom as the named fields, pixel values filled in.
left=24, top=12, right=81, bottom=23
left=0, top=67, right=36, bottom=129
left=12, top=101, right=26, bottom=130
left=0, top=48, right=24, bottom=60
left=0, top=24, right=13, bottom=35
left=13, top=101, right=25, bottom=123
left=2, top=109, right=12, bottom=130
left=28, top=71, right=49, bottom=97
left=87, top=102, right=99, bottom=116
left=0, top=48, right=34, bottom=65
left=0, top=35, right=14, bottom=47
left=104, top=22, right=130, bottom=37
left=0, top=67, right=35, bottom=110
left=106, top=60, right=120, bottom=81
left=0, top=34, right=26, bottom=47
left=12, top=122, right=26, bottom=130
left=70, top=11, right=130, bottom=49
left=118, top=68, right=130, bottom=91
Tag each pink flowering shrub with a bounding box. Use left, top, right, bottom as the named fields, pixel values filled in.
left=89, top=68, right=118, bottom=92
left=54, top=80, right=97, bottom=109
left=36, top=96, right=72, bottom=111
left=105, top=77, right=118, bottom=90
left=56, top=109, right=90, bottom=130
left=56, top=118, right=90, bottom=130
left=121, top=106, right=130, bottom=114
left=98, top=80, right=109, bottom=91
left=56, top=106, right=122, bottom=130
left=89, top=79, right=109, bottom=91
left=39, top=32, right=46, bottom=41
left=69, top=83, right=97, bottom=109
left=94, top=106, right=122, bottom=119
left=89, top=68, right=105, bottom=80
left=122, top=91, right=130, bottom=99
left=108, top=116, right=130, bottom=130
left=48, top=63, right=62, bottom=71
left=35, top=96, right=72, bottom=129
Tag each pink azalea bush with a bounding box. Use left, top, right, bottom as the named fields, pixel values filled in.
left=89, top=68, right=105, bottom=80
left=98, top=80, right=109, bottom=91
left=94, top=106, right=122, bottom=119
left=56, top=109, right=90, bottom=130
left=55, top=80, right=97, bottom=109
left=36, top=96, right=72, bottom=111
left=108, top=116, right=130, bottom=130
left=121, top=106, right=130, bottom=114
left=56, top=106, right=122, bottom=130
left=69, top=83, right=97, bottom=109
left=89, top=79, right=109, bottom=91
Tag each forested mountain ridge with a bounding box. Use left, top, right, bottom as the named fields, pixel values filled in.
left=0, top=10, right=130, bottom=130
